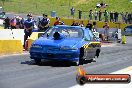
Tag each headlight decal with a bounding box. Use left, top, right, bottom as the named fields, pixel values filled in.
left=31, top=44, right=43, bottom=48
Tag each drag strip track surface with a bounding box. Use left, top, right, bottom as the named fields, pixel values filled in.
left=0, top=37, right=132, bottom=88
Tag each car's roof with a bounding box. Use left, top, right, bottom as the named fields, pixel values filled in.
left=54, top=25, right=85, bottom=29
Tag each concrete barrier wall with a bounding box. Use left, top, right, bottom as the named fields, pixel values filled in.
left=0, top=29, right=14, bottom=39
left=0, top=26, right=4, bottom=29
left=0, top=19, right=4, bottom=26
left=0, top=29, right=24, bottom=45
left=12, top=29, right=24, bottom=45
left=49, top=18, right=131, bottom=30
left=0, top=40, right=23, bottom=54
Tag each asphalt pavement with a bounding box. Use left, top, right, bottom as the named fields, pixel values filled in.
left=0, top=36, right=132, bottom=88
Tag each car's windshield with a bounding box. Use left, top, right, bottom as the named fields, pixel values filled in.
left=42, top=26, right=84, bottom=39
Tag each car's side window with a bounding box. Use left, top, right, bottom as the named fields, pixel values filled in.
left=41, top=28, right=53, bottom=38
left=84, top=29, right=91, bottom=41
left=88, top=29, right=94, bottom=40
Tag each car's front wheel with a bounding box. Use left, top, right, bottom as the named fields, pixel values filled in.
left=74, top=59, right=83, bottom=66
left=74, top=47, right=84, bottom=66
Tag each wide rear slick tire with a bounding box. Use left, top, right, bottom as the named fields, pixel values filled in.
left=96, top=49, right=100, bottom=58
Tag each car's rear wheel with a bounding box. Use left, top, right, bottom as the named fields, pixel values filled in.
left=34, top=59, right=41, bottom=64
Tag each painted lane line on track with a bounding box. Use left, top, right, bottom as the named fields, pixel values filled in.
left=70, top=66, right=132, bottom=88
left=0, top=52, right=29, bottom=58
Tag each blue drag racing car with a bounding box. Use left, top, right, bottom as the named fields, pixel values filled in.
left=30, top=25, right=101, bottom=65
left=124, top=25, right=132, bottom=36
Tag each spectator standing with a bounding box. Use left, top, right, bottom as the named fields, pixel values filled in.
left=10, top=16, right=17, bottom=29
left=89, top=10, right=93, bottom=20
left=24, top=14, right=34, bottom=48
left=94, top=8, right=98, bottom=20
left=104, top=10, right=109, bottom=22
left=20, top=18, right=25, bottom=29
left=54, top=17, right=62, bottom=26
left=130, top=12, right=132, bottom=24
left=71, top=21, right=79, bottom=26
left=121, top=12, right=125, bottom=22
left=124, top=12, right=128, bottom=24
left=16, top=16, right=21, bottom=29
left=71, top=7, right=75, bottom=18
left=39, top=14, right=50, bottom=32
left=37, top=17, right=41, bottom=30
left=92, top=21, right=97, bottom=32
left=128, top=13, right=131, bottom=24
left=86, top=20, right=93, bottom=30
left=103, top=22, right=109, bottom=41
left=4, top=17, right=10, bottom=29
left=98, top=10, right=102, bottom=21
left=114, top=12, right=119, bottom=22
left=110, top=11, right=114, bottom=22
left=78, top=10, right=82, bottom=19
left=79, top=21, right=84, bottom=27
left=71, top=21, right=76, bottom=26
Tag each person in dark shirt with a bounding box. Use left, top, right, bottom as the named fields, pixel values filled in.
left=79, top=21, right=84, bottom=27
left=114, top=12, right=119, bottom=22
left=98, top=10, right=102, bottom=21
left=71, top=21, right=80, bottom=26
left=10, top=16, right=17, bottom=29
left=16, top=16, right=21, bottom=29
left=78, top=10, right=82, bottom=19
left=103, top=22, right=109, bottom=41
left=71, top=21, right=76, bottom=26
left=24, top=14, right=34, bottom=48
left=39, top=14, right=50, bottom=32
left=89, top=10, right=93, bottom=20
left=121, top=12, right=125, bottom=22
left=71, top=7, right=75, bottom=18
left=4, top=17, right=10, bottom=29
left=104, top=10, right=109, bottom=22
left=110, top=11, right=114, bottom=22
left=128, top=13, right=131, bottom=24
left=86, top=20, right=93, bottom=30
left=92, top=21, right=97, bottom=32
left=130, top=13, right=132, bottom=24
left=125, top=12, right=128, bottom=24
left=20, top=18, right=24, bottom=29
